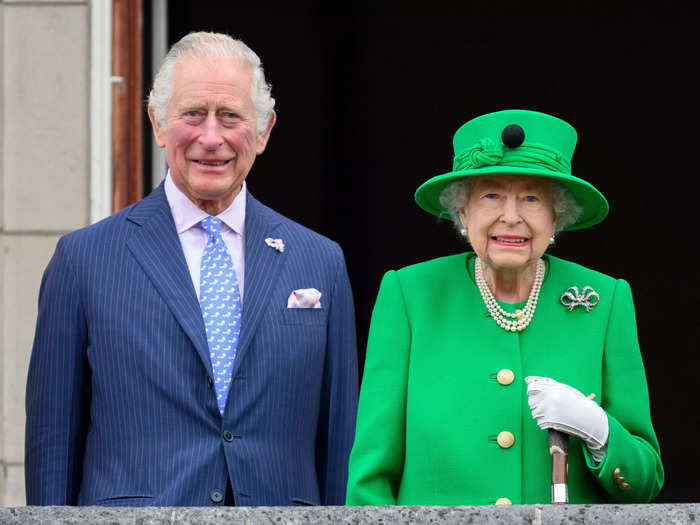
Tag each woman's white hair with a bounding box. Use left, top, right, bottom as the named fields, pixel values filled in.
left=148, top=31, right=275, bottom=134
left=438, top=176, right=582, bottom=237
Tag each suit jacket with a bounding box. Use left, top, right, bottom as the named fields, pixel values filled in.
left=25, top=184, right=358, bottom=506
left=346, top=252, right=663, bottom=505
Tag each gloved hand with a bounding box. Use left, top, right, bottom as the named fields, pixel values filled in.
left=525, top=376, right=609, bottom=462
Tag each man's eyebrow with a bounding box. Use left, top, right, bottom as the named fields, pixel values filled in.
left=175, top=101, right=204, bottom=110
left=175, top=101, right=243, bottom=111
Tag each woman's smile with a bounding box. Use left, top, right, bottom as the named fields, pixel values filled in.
left=490, top=234, right=530, bottom=247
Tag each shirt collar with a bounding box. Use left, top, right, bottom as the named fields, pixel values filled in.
left=164, top=172, right=247, bottom=235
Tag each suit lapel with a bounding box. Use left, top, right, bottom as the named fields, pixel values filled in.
left=125, top=185, right=213, bottom=377
left=233, top=192, right=286, bottom=375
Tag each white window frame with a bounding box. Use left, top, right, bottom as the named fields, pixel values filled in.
left=89, top=0, right=113, bottom=223
left=150, top=0, right=168, bottom=191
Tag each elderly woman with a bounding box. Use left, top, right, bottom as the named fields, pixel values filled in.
left=346, top=109, right=664, bottom=505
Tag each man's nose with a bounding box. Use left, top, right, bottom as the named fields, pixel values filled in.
left=198, top=114, right=224, bottom=149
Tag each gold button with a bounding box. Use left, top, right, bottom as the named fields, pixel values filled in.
left=495, top=497, right=512, bottom=505
left=497, top=369, right=515, bottom=385
left=497, top=431, right=515, bottom=448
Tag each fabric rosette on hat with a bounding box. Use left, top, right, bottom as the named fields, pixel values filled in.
left=414, top=109, right=609, bottom=230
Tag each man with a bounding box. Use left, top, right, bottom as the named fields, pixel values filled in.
left=25, top=32, right=358, bottom=507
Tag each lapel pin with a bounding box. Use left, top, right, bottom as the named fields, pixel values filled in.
left=560, top=286, right=599, bottom=312
left=264, top=238, right=285, bottom=253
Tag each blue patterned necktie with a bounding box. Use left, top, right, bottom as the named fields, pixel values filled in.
left=199, top=216, right=242, bottom=415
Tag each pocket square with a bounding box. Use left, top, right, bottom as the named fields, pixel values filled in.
left=287, top=288, right=322, bottom=309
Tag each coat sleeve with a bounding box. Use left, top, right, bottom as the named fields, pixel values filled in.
left=25, top=237, right=90, bottom=505
left=315, top=243, right=359, bottom=505
left=346, top=270, right=410, bottom=505
left=583, top=278, right=664, bottom=502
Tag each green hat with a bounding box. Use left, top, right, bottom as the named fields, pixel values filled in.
left=414, top=109, right=609, bottom=230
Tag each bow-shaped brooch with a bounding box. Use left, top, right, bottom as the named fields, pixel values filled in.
left=560, top=286, right=600, bottom=312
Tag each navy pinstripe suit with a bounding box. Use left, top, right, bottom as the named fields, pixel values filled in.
left=25, top=184, right=358, bottom=506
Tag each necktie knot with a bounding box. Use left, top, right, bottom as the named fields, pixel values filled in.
left=200, top=216, right=223, bottom=239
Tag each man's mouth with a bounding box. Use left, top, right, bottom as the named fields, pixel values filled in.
left=193, top=159, right=231, bottom=166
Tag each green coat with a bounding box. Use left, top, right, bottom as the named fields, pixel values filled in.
left=346, top=252, right=663, bottom=505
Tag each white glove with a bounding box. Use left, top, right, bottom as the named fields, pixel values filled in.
left=525, top=376, right=609, bottom=462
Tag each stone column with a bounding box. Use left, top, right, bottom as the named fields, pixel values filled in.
left=0, top=0, right=90, bottom=505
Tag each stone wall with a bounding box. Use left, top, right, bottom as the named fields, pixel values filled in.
left=0, top=504, right=699, bottom=524
left=0, top=0, right=90, bottom=505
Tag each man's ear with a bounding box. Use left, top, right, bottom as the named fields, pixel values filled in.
left=148, top=106, right=167, bottom=148
left=255, top=110, right=277, bottom=155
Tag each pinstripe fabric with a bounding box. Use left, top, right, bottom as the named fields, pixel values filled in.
left=25, top=183, right=358, bottom=507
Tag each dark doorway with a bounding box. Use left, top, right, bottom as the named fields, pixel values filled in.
left=163, top=6, right=698, bottom=503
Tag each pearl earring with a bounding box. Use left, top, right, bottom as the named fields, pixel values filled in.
left=460, top=228, right=467, bottom=236
left=549, top=236, right=555, bottom=244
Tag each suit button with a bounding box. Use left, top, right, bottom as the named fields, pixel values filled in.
left=210, top=490, right=224, bottom=503
left=497, top=431, right=515, bottom=449
left=223, top=430, right=234, bottom=442
left=207, top=376, right=214, bottom=389
left=497, top=369, right=515, bottom=385
left=495, top=497, right=512, bottom=505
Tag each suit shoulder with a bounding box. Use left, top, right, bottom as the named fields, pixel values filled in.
left=59, top=185, right=171, bottom=249
left=251, top=196, right=343, bottom=257
left=58, top=201, right=139, bottom=249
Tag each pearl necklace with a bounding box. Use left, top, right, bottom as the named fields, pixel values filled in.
left=474, top=257, right=545, bottom=332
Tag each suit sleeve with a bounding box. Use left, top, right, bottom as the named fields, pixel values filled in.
left=583, top=278, right=664, bottom=502
left=346, top=270, right=410, bottom=505
left=315, top=243, right=359, bottom=505
left=25, top=237, right=90, bottom=505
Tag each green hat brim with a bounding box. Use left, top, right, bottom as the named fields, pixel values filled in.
left=414, top=167, right=609, bottom=231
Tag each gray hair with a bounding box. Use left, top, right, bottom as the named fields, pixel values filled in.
left=148, top=31, right=275, bottom=134
left=438, top=176, right=582, bottom=236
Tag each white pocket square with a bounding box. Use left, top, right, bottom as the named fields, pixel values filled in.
left=287, top=288, right=322, bottom=309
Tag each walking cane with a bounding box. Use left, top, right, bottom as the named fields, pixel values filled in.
left=549, top=429, right=569, bottom=504
left=548, top=392, right=596, bottom=504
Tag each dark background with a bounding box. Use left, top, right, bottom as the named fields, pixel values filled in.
left=157, top=5, right=698, bottom=502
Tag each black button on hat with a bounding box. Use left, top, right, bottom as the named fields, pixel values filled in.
left=501, top=124, right=525, bottom=148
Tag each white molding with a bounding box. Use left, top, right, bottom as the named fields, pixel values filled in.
left=89, top=0, right=112, bottom=223
left=150, top=0, right=168, bottom=190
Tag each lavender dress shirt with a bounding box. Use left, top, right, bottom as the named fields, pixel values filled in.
left=164, top=173, right=246, bottom=302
